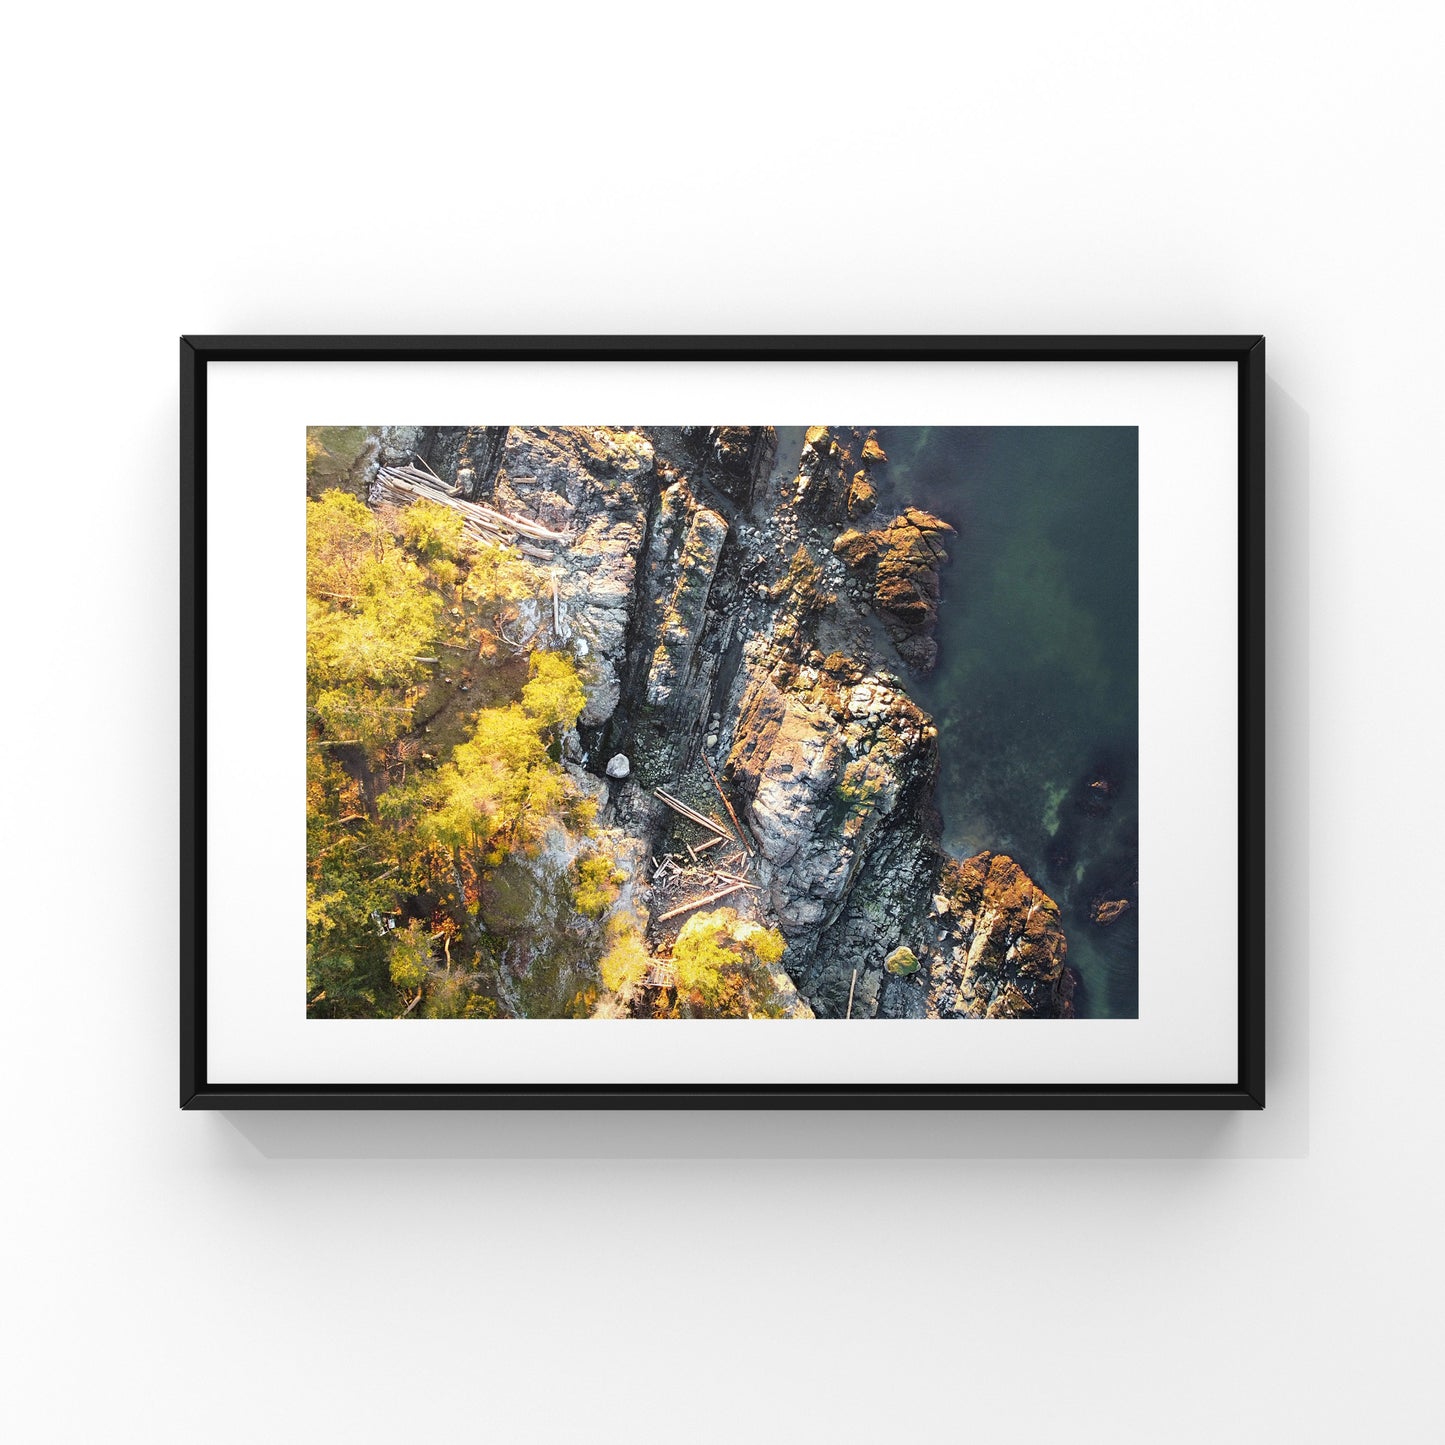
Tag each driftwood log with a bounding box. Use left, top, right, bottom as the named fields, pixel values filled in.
left=653, top=788, right=736, bottom=845
left=656, top=881, right=751, bottom=923
left=370, top=459, right=573, bottom=552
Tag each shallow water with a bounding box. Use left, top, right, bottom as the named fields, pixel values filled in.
left=878, top=427, right=1140, bottom=1019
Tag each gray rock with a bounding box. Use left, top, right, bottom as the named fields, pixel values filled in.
left=605, top=753, right=631, bottom=780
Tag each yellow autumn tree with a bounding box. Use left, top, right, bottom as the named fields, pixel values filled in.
left=669, top=908, right=789, bottom=1019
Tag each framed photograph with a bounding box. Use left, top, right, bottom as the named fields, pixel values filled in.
left=181, top=335, right=1264, bottom=1109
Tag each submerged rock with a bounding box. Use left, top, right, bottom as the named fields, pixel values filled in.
left=1092, top=897, right=1130, bottom=926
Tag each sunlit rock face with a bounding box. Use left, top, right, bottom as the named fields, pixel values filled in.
left=790, top=425, right=888, bottom=524
left=726, top=654, right=935, bottom=937
left=485, top=427, right=655, bottom=728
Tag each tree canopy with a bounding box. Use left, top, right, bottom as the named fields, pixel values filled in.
left=664, top=908, right=790, bottom=1019
left=304, top=485, right=787, bottom=1023
left=306, top=488, right=618, bottom=1020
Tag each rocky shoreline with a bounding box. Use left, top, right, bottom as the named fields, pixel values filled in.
left=323, top=423, right=1077, bottom=1019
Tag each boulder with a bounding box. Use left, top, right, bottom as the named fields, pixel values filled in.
left=884, top=945, right=920, bottom=976
left=725, top=666, right=933, bottom=935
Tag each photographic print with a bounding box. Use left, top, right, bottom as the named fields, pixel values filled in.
left=305, top=422, right=1138, bottom=1024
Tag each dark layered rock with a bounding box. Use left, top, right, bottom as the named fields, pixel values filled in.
left=619, top=467, right=744, bottom=783
left=420, top=426, right=510, bottom=501
left=705, top=426, right=777, bottom=508
left=645, top=503, right=728, bottom=708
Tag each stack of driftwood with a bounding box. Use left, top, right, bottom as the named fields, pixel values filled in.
left=647, top=847, right=758, bottom=923
left=369, top=455, right=571, bottom=561
left=645, top=765, right=760, bottom=929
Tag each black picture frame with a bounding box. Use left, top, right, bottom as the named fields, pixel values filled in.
left=181, top=334, right=1265, bottom=1110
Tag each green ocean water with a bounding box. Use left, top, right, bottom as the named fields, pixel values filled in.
left=877, top=427, right=1140, bottom=1019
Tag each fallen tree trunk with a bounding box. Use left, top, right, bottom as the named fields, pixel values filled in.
left=701, top=755, right=751, bottom=856
left=656, top=881, right=750, bottom=922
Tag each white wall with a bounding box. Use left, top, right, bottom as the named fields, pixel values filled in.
left=2, top=3, right=1437, bottom=1441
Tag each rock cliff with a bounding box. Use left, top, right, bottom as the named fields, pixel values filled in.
left=351, top=423, right=1074, bottom=1020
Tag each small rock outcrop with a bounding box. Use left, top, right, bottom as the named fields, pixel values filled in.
left=834, top=507, right=955, bottom=673
left=791, top=425, right=889, bottom=523
left=925, top=852, right=1076, bottom=1018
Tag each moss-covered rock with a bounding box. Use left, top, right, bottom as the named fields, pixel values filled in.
left=306, top=426, right=374, bottom=499
left=884, top=945, right=919, bottom=975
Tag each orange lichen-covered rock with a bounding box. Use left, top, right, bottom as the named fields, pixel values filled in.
left=832, top=527, right=878, bottom=567
left=846, top=470, right=878, bottom=518
left=792, top=425, right=889, bottom=521
left=834, top=507, right=955, bottom=672
left=926, top=851, right=1075, bottom=1018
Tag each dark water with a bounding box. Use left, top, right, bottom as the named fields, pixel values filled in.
left=877, top=427, right=1140, bottom=1019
